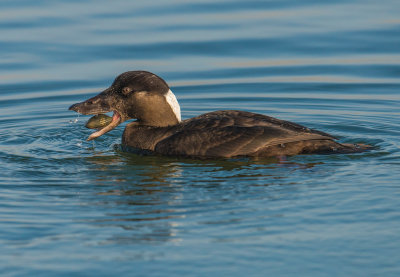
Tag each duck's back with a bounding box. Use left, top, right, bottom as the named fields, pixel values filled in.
left=123, top=110, right=358, bottom=158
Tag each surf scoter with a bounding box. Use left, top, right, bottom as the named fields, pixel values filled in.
left=69, top=71, right=368, bottom=158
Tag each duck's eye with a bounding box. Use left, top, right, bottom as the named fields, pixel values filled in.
left=122, top=87, right=133, bottom=95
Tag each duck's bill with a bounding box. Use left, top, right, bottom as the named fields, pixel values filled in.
left=69, top=92, right=122, bottom=141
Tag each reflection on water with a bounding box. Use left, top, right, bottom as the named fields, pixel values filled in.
left=80, top=151, right=329, bottom=245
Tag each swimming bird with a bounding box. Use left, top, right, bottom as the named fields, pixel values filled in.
left=69, top=71, right=368, bottom=158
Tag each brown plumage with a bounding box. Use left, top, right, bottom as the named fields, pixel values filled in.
left=122, top=110, right=363, bottom=158
left=69, top=71, right=370, bottom=158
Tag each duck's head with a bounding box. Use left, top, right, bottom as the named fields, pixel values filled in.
left=69, top=71, right=181, bottom=141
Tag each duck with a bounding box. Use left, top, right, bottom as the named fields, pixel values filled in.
left=69, top=70, right=369, bottom=158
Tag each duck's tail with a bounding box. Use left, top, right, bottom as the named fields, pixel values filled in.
left=336, top=142, right=375, bottom=154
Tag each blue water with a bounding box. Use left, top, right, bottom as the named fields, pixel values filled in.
left=1, top=0, right=400, bottom=276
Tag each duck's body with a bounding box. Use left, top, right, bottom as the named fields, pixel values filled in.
left=69, top=71, right=368, bottom=158
left=122, top=110, right=358, bottom=158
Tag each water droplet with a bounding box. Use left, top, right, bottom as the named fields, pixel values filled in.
left=69, top=114, right=80, bottom=124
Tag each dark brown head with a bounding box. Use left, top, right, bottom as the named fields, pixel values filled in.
left=69, top=71, right=181, bottom=140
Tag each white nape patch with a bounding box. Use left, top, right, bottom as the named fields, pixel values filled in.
left=165, top=89, right=181, bottom=122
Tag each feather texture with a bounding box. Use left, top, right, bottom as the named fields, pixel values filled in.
left=122, top=110, right=345, bottom=158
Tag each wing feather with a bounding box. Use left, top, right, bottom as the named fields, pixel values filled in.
left=154, top=124, right=332, bottom=158
left=147, top=110, right=335, bottom=157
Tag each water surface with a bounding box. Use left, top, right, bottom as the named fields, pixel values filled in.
left=1, top=0, right=400, bottom=276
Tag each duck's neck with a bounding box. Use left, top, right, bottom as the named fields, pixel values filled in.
left=165, top=89, right=181, bottom=122
left=134, top=89, right=182, bottom=127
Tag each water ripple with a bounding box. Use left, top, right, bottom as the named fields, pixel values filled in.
left=1, top=0, right=400, bottom=276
